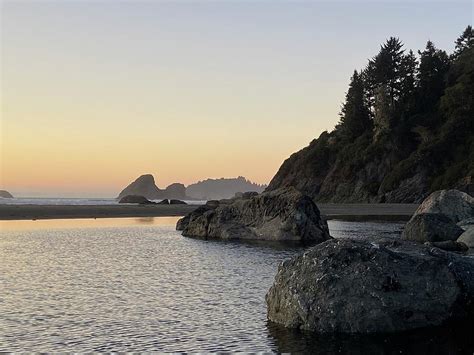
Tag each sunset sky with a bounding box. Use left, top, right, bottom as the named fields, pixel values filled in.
left=1, top=0, right=472, bottom=197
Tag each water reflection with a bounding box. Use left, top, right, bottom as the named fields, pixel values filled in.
left=0, top=216, right=181, bottom=231
left=267, top=320, right=474, bottom=354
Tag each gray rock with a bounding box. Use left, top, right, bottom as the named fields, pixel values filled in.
left=0, top=190, right=13, bottom=198
left=266, top=238, right=474, bottom=333
left=402, top=213, right=464, bottom=242
left=118, top=195, right=156, bottom=204
left=176, top=187, right=331, bottom=244
left=424, top=240, right=469, bottom=252
left=458, top=227, right=474, bottom=248
left=458, top=217, right=474, bottom=231
left=414, top=190, right=474, bottom=223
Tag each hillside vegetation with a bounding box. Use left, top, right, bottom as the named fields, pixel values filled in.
left=267, top=27, right=473, bottom=202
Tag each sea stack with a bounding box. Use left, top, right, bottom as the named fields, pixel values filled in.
left=117, top=174, right=189, bottom=200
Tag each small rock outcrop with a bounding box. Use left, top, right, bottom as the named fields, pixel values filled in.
left=402, top=213, right=464, bottom=242
left=266, top=238, right=474, bottom=334
left=414, top=190, right=474, bottom=223
left=458, top=228, right=474, bottom=248
left=176, top=187, right=330, bottom=244
left=0, top=190, right=13, bottom=198
left=118, top=195, right=156, bottom=204
left=170, top=199, right=187, bottom=205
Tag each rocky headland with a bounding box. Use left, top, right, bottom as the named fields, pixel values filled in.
left=266, top=34, right=473, bottom=203
left=186, top=176, right=267, bottom=200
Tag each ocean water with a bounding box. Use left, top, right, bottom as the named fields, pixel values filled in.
left=0, top=197, right=206, bottom=205
left=0, top=218, right=472, bottom=353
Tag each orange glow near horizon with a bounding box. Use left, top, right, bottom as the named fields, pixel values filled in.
left=1, top=1, right=468, bottom=197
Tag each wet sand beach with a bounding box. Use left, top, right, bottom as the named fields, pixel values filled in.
left=0, top=203, right=418, bottom=221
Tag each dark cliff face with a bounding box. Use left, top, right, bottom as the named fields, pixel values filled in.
left=267, top=127, right=471, bottom=203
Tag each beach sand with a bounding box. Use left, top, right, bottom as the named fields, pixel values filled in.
left=0, top=203, right=418, bottom=221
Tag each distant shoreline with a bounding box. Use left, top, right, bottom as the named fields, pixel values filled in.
left=0, top=203, right=418, bottom=221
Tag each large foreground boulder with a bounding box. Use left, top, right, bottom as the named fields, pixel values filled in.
left=414, top=190, right=473, bottom=223
left=266, top=238, right=474, bottom=333
left=402, top=213, right=464, bottom=242
left=176, top=187, right=331, bottom=243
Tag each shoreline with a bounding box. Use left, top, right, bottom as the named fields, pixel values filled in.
left=0, top=203, right=418, bottom=221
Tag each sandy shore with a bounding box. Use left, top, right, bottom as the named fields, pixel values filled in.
left=0, top=203, right=418, bottom=221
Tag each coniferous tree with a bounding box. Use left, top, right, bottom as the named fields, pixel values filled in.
left=338, top=70, right=372, bottom=138
left=365, top=37, right=406, bottom=111
left=453, top=25, right=474, bottom=58
left=416, top=41, right=450, bottom=116
left=399, top=49, right=418, bottom=110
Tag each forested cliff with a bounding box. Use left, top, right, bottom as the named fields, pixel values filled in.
left=267, top=27, right=473, bottom=202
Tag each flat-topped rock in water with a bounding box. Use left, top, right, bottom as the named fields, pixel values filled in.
left=266, top=238, right=474, bottom=334
left=176, top=187, right=331, bottom=244
left=118, top=195, right=156, bottom=204
left=0, top=190, right=13, bottom=198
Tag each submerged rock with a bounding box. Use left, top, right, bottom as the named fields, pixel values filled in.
left=176, top=187, right=330, bottom=244
left=402, top=213, right=464, bottom=242
left=118, top=195, right=156, bottom=204
left=266, top=238, right=474, bottom=334
left=0, top=190, right=13, bottom=198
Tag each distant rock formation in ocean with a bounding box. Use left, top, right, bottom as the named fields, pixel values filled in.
left=186, top=176, right=267, bottom=200
left=117, top=174, right=188, bottom=200
left=0, top=190, right=13, bottom=198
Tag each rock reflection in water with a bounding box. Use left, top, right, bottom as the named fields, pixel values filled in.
left=267, top=321, right=474, bottom=354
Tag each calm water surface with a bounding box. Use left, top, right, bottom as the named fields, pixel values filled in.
left=1, top=218, right=471, bottom=353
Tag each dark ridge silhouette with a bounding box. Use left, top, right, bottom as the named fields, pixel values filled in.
left=186, top=176, right=267, bottom=200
